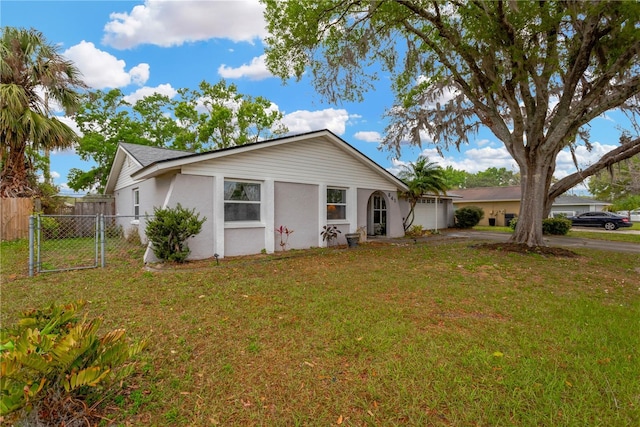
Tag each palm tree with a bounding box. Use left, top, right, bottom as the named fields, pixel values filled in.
left=0, top=27, right=86, bottom=198
left=398, top=155, right=449, bottom=231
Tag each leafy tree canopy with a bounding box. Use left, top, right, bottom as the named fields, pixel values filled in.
left=588, top=154, right=640, bottom=202
left=69, top=80, right=288, bottom=193
left=263, top=0, right=640, bottom=247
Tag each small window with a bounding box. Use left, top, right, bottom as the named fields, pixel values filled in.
left=133, top=188, right=140, bottom=220
left=327, top=188, right=346, bottom=220
left=224, top=181, right=261, bottom=221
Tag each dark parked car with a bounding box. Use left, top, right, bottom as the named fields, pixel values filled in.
left=569, top=212, right=633, bottom=230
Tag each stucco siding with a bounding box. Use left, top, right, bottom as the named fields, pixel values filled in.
left=225, top=227, right=265, bottom=256
left=274, top=182, right=319, bottom=251
left=181, top=137, right=397, bottom=191
left=161, top=174, right=214, bottom=261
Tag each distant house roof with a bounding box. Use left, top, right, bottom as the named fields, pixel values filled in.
left=552, top=194, right=609, bottom=207
left=450, top=185, right=610, bottom=207
left=450, top=186, right=521, bottom=202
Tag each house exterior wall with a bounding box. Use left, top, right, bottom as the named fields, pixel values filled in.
left=454, top=201, right=520, bottom=226
left=110, top=135, right=415, bottom=260
left=114, top=155, right=142, bottom=191
left=274, top=182, right=319, bottom=251
left=181, top=137, right=397, bottom=191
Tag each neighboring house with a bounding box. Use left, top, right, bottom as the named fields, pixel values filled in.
left=106, top=130, right=452, bottom=261
left=450, top=186, right=610, bottom=226
left=548, top=194, right=611, bottom=218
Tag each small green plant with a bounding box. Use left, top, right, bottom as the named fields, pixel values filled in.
left=0, top=301, right=146, bottom=424
left=145, top=203, right=206, bottom=263
left=454, top=206, right=484, bottom=228
left=276, top=225, right=294, bottom=251
left=406, top=224, right=425, bottom=237
left=320, top=225, right=341, bottom=246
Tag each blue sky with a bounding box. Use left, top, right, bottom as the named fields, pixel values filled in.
left=2, top=0, right=628, bottom=196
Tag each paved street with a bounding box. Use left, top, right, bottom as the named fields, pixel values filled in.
left=444, top=230, right=640, bottom=254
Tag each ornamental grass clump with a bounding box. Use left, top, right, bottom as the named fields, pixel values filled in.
left=0, top=301, right=146, bottom=425
left=145, top=203, right=206, bottom=263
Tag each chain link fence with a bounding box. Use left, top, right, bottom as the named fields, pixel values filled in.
left=29, top=214, right=150, bottom=276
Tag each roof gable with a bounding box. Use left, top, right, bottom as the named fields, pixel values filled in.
left=105, top=130, right=408, bottom=193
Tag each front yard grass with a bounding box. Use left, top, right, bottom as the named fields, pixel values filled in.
left=1, top=238, right=639, bottom=426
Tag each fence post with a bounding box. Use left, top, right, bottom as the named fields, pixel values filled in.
left=28, top=215, right=34, bottom=277
left=100, top=214, right=106, bottom=268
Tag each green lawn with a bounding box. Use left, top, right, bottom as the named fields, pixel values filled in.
left=1, top=237, right=639, bottom=426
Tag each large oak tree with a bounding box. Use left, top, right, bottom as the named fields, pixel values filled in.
left=262, top=0, right=640, bottom=246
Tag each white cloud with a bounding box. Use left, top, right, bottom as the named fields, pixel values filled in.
left=63, top=41, right=149, bottom=89
left=129, top=64, right=150, bottom=86
left=123, top=84, right=179, bottom=104
left=218, top=55, right=272, bottom=80
left=354, top=131, right=382, bottom=143
left=555, top=141, right=617, bottom=178
left=282, top=108, right=351, bottom=135
left=103, top=0, right=267, bottom=49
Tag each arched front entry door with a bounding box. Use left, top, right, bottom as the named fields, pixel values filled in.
left=367, top=192, right=387, bottom=236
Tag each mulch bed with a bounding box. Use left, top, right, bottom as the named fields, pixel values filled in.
left=471, top=242, right=579, bottom=257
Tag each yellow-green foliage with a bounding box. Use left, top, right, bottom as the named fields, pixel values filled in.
left=0, top=301, right=146, bottom=418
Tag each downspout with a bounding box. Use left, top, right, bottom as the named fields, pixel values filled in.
left=434, top=196, right=439, bottom=232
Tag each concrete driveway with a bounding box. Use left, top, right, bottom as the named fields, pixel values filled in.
left=445, top=230, right=640, bottom=254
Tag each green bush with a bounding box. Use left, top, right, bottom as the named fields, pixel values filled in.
left=454, top=206, right=484, bottom=228
left=509, top=217, right=571, bottom=235
left=509, top=217, right=518, bottom=230
left=542, top=217, right=572, bottom=235
left=145, top=203, right=206, bottom=263
left=0, top=301, right=146, bottom=423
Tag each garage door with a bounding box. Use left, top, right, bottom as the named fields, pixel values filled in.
left=413, top=199, right=448, bottom=230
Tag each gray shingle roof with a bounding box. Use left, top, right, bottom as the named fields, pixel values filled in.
left=119, top=142, right=192, bottom=167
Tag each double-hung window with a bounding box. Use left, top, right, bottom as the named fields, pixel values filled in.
left=224, top=181, right=261, bottom=222
left=326, top=187, right=346, bottom=220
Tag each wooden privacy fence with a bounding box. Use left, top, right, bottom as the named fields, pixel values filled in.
left=1, top=198, right=33, bottom=241
left=0, top=197, right=115, bottom=241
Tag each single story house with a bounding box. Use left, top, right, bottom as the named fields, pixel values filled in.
left=105, top=130, right=456, bottom=261
left=451, top=186, right=611, bottom=226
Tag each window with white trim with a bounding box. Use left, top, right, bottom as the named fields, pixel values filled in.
left=133, top=188, right=140, bottom=220
left=327, top=188, right=346, bottom=220
left=224, top=181, right=261, bottom=221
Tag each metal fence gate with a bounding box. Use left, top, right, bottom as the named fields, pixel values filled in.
left=29, top=214, right=147, bottom=276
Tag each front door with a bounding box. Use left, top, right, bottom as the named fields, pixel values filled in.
left=371, top=194, right=387, bottom=236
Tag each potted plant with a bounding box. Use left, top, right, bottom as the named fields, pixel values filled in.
left=345, top=232, right=360, bottom=248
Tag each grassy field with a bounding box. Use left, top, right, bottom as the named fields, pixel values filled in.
left=1, top=236, right=639, bottom=426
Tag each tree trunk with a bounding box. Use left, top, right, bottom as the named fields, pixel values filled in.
left=0, top=145, right=32, bottom=198
left=509, top=157, right=555, bottom=247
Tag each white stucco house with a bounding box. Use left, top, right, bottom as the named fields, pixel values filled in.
left=104, top=130, right=456, bottom=262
